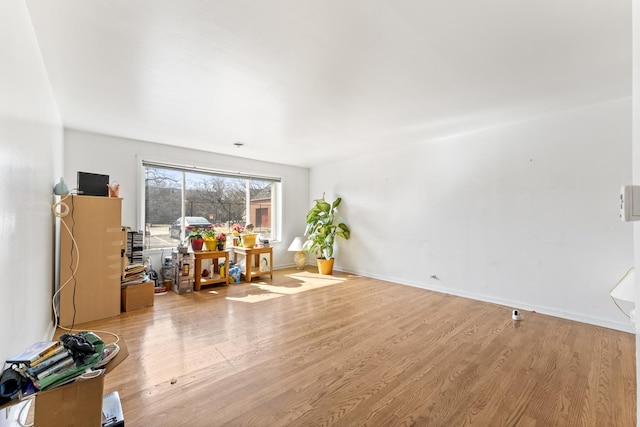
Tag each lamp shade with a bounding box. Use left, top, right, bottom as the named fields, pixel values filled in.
left=288, top=237, right=305, bottom=252
left=611, top=268, right=635, bottom=302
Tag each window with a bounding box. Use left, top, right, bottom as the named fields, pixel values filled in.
left=143, top=161, right=281, bottom=250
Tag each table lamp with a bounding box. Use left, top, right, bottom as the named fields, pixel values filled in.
left=288, top=237, right=307, bottom=269
left=610, top=267, right=636, bottom=327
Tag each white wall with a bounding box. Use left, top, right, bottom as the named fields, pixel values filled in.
left=63, top=129, right=309, bottom=268
left=0, top=0, right=63, bottom=362
left=632, top=0, right=640, bottom=424
left=311, top=98, right=633, bottom=332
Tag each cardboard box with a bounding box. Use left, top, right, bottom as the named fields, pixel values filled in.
left=121, top=281, right=154, bottom=312
left=0, top=337, right=129, bottom=427
left=35, top=372, right=105, bottom=426
left=172, top=252, right=194, bottom=278
left=173, top=275, right=193, bottom=295
left=34, top=338, right=129, bottom=427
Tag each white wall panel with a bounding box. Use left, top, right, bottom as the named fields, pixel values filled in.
left=631, top=0, right=640, bottom=423
left=0, top=0, right=62, bottom=364
left=311, top=99, right=633, bottom=332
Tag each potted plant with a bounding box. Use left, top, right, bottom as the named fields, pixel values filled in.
left=188, top=230, right=205, bottom=251
left=201, top=229, right=217, bottom=251
left=231, top=223, right=243, bottom=246
left=241, top=223, right=257, bottom=248
left=215, top=233, right=227, bottom=250
left=303, top=194, right=350, bottom=275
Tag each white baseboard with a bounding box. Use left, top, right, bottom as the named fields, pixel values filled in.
left=339, top=268, right=636, bottom=334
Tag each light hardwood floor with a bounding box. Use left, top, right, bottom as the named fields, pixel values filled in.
left=58, top=268, right=636, bottom=426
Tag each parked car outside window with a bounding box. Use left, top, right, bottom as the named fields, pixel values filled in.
left=169, top=217, right=213, bottom=239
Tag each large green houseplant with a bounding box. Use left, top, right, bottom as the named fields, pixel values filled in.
left=303, top=194, right=350, bottom=275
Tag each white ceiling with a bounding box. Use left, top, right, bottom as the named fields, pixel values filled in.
left=25, top=1, right=631, bottom=168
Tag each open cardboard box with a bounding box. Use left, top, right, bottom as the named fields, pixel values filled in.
left=121, top=281, right=154, bottom=312
left=1, top=336, right=129, bottom=427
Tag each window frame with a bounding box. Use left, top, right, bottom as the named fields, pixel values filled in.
left=138, top=158, right=282, bottom=252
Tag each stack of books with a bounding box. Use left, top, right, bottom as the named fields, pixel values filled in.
left=6, top=341, right=75, bottom=389
left=5, top=333, right=107, bottom=393
left=121, top=263, right=148, bottom=285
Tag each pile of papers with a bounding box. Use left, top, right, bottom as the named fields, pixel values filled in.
left=121, top=263, right=148, bottom=285
left=2, top=332, right=109, bottom=396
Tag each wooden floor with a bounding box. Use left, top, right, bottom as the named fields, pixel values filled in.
left=58, top=268, right=635, bottom=426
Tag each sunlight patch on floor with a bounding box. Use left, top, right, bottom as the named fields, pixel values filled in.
left=226, top=270, right=352, bottom=303
left=253, top=272, right=347, bottom=295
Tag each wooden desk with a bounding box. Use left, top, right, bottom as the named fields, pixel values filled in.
left=232, top=246, right=273, bottom=282
left=193, top=250, right=229, bottom=290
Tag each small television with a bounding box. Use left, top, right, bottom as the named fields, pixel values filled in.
left=77, top=171, right=109, bottom=196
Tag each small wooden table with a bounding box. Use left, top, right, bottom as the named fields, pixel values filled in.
left=232, top=246, right=273, bottom=282
left=193, top=250, right=229, bottom=290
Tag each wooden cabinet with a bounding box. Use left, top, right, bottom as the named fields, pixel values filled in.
left=59, top=195, right=122, bottom=327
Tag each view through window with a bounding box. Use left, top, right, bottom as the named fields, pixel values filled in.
left=144, top=163, right=278, bottom=250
